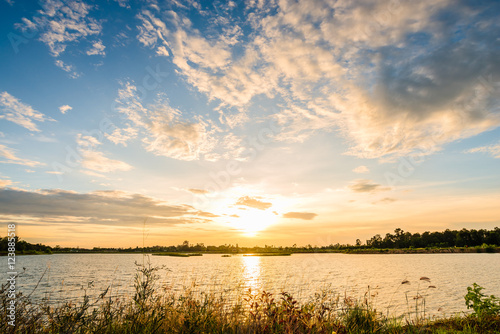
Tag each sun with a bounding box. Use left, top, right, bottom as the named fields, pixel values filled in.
left=230, top=208, right=278, bottom=236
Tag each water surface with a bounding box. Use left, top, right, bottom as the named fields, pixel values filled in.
left=5, top=253, right=500, bottom=318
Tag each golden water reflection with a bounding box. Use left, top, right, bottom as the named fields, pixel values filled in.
left=241, top=256, right=262, bottom=294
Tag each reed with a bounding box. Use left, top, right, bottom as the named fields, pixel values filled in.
left=1, top=264, right=499, bottom=333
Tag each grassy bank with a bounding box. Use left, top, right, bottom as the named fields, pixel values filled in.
left=1, top=264, right=499, bottom=333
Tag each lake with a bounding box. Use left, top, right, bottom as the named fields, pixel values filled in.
left=5, top=253, right=500, bottom=318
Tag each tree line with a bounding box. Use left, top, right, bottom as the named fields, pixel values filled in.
left=0, top=236, right=52, bottom=254
left=364, top=227, right=500, bottom=249
left=1, top=227, right=499, bottom=254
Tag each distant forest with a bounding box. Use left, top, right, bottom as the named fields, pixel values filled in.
left=0, top=236, right=52, bottom=254
left=1, top=227, right=499, bottom=254
left=364, top=227, right=500, bottom=249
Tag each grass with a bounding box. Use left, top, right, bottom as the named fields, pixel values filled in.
left=1, top=263, right=499, bottom=334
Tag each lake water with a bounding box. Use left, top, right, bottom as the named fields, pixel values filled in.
left=5, top=253, right=500, bottom=318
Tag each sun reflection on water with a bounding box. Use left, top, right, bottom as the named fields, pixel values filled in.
left=241, top=256, right=262, bottom=294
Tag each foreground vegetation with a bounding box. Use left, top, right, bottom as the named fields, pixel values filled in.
left=1, top=263, right=500, bottom=333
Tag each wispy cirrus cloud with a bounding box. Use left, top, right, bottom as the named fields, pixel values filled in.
left=465, top=142, right=500, bottom=159
left=282, top=212, right=317, bottom=220
left=374, top=197, right=397, bottom=204
left=353, top=166, right=370, bottom=174
left=0, top=144, right=45, bottom=167
left=75, top=133, right=133, bottom=173
left=348, top=179, right=390, bottom=194
left=0, top=179, right=12, bottom=187
left=0, top=92, right=53, bottom=132
left=54, top=60, right=80, bottom=78
left=235, top=196, right=272, bottom=210
left=105, top=126, right=137, bottom=146
left=81, top=150, right=132, bottom=173
left=188, top=188, right=209, bottom=195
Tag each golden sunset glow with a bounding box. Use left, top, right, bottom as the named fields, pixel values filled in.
left=0, top=0, right=499, bottom=248
left=230, top=209, right=279, bottom=236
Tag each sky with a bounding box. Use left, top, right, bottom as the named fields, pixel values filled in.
left=0, top=0, right=499, bottom=248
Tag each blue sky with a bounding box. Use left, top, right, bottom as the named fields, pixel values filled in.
left=0, top=0, right=499, bottom=247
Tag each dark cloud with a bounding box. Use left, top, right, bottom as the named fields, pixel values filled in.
left=282, top=212, right=317, bottom=220
left=235, top=196, right=272, bottom=210
left=349, top=179, right=391, bottom=193
left=0, top=188, right=214, bottom=226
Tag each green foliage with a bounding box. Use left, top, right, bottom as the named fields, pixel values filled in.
left=465, top=283, right=500, bottom=317
left=2, top=266, right=500, bottom=333
left=0, top=236, right=52, bottom=254
left=343, top=304, right=381, bottom=333
left=366, top=227, right=500, bottom=249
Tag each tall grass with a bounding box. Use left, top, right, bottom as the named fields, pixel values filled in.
left=1, top=262, right=499, bottom=333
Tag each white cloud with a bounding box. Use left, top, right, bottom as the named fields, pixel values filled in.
left=81, top=149, right=133, bottom=173
left=137, top=0, right=500, bottom=161
left=0, top=179, right=12, bottom=187
left=0, top=144, right=45, bottom=167
left=235, top=196, right=272, bottom=210
left=86, top=40, right=106, bottom=56
left=0, top=92, right=53, bottom=132
left=59, top=105, right=72, bottom=114
left=114, top=0, right=129, bottom=8
left=72, top=132, right=133, bottom=173
left=156, top=46, right=169, bottom=56
left=112, top=82, right=228, bottom=161
left=105, top=126, right=137, bottom=146
left=135, top=10, right=274, bottom=111
left=353, top=166, right=370, bottom=174
left=76, top=133, right=101, bottom=148
left=465, top=142, right=500, bottom=159
left=17, top=0, right=102, bottom=57
left=54, top=60, right=80, bottom=78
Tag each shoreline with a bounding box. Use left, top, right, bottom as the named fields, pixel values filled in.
left=2, top=246, right=499, bottom=256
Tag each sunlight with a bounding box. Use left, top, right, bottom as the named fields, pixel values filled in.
left=230, top=208, right=278, bottom=236
left=241, top=255, right=262, bottom=293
